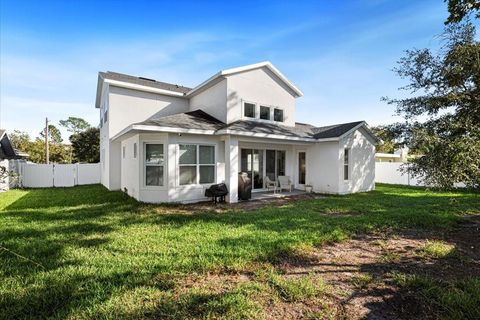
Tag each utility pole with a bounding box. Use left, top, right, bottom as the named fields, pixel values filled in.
left=45, top=117, right=49, bottom=164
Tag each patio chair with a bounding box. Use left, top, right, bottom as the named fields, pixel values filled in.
left=264, top=176, right=277, bottom=193
left=278, top=176, right=293, bottom=192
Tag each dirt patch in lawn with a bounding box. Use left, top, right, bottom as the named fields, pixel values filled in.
left=273, top=214, right=480, bottom=319
left=157, top=215, right=480, bottom=319
left=143, top=192, right=325, bottom=214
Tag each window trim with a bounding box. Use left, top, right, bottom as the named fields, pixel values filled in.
left=343, top=148, right=350, bottom=181
left=143, top=142, right=166, bottom=189
left=178, top=143, right=216, bottom=186
left=242, top=101, right=257, bottom=119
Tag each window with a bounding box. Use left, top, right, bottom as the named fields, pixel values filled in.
left=244, top=102, right=255, bottom=118
left=122, top=146, right=126, bottom=159
left=260, top=105, right=270, bottom=120
left=145, top=144, right=164, bottom=186
left=274, top=108, right=284, bottom=122
left=344, top=148, right=349, bottom=180
left=179, top=144, right=197, bottom=185
left=133, top=143, right=137, bottom=158
left=179, top=144, right=215, bottom=185
left=298, top=152, right=306, bottom=185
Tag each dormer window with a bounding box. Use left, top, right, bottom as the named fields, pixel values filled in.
left=244, top=102, right=255, bottom=118
left=274, top=108, right=284, bottom=122
left=260, top=106, right=270, bottom=120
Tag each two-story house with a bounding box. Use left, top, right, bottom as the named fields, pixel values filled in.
left=95, top=61, right=380, bottom=203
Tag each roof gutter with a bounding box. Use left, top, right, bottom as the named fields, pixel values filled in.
left=105, top=79, right=186, bottom=98
left=214, top=129, right=317, bottom=142
left=110, top=124, right=216, bottom=141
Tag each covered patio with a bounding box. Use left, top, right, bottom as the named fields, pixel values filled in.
left=250, top=189, right=308, bottom=201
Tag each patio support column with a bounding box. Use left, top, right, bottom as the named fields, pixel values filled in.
left=224, top=135, right=238, bottom=203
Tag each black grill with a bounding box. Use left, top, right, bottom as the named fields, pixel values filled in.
left=205, top=183, right=229, bottom=203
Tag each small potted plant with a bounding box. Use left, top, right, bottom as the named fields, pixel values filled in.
left=305, top=184, right=313, bottom=193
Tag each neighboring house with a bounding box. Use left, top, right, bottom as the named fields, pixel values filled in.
left=375, top=147, right=409, bottom=163
left=0, top=129, right=27, bottom=191
left=95, top=61, right=380, bottom=203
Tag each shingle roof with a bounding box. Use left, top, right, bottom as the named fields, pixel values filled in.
left=219, top=120, right=366, bottom=139
left=310, top=121, right=365, bottom=139
left=0, top=129, right=24, bottom=159
left=132, top=111, right=369, bottom=141
left=221, top=121, right=316, bottom=139
left=135, top=110, right=225, bottom=131
left=100, top=71, right=192, bottom=94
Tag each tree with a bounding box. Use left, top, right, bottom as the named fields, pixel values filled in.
left=59, top=117, right=91, bottom=134
left=39, top=124, right=63, bottom=144
left=446, top=0, right=480, bottom=24
left=370, top=125, right=400, bottom=153
left=9, top=130, right=31, bottom=154
left=10, top=130, right=71, bottom=164
left=383, top=22, right=480, bottom=189
left=70, top=127, right=100, bottom=163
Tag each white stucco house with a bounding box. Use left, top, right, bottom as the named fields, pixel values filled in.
left=95, top=61, right=380, bottom=203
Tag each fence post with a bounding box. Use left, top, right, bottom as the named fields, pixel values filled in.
left=75, top=163, right=79, bottom=186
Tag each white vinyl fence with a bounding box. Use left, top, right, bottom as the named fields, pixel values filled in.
left=375, top=162, right=425, bottom=186
left=20, top=163, right=100, bottom=188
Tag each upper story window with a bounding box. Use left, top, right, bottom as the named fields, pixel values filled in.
left=260, top=106, right=270, bottom=120
left=274, top=108, right=284, bottom=122
left=243, top=101, right=284, bottom=123
left=244, top=102, right=255, bottom=118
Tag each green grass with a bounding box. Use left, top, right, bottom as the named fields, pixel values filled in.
left=268, top=273, right=326, bottom=302
left=0, top=184, right=478, bottom=319
left=418, top=240, right=456, bottom=258
left=393, top=273, right=480, bottom=319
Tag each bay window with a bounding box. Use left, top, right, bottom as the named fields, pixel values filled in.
left=145, top=144, right=164, bottom=186
left=179, top=144, right=215, bottom=185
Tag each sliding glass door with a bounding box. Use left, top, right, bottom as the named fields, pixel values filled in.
left=240, top=149, right=263, bottom=190
left=242, top=148, right=286, bottom=190
left=265, top=150, right=276, bottom=181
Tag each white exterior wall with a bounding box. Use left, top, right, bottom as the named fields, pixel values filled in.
left=136, top=133, right=169, bottom=203
left=305, top=141, right=340, bottom=194
left=120, top=134, right=140, bottom=199
left=225, top=67, right=297, bottom=126
left=338, top=128, right=376, bottom=194
left=189, top=79, right=227, bottom=122
left=102, top=86, right=189, bottom=190
left=108, top=86, right=189, bottom=137
left=134, top=133, right=225, bottom=203
left=99, top=83, right=110, bottom=188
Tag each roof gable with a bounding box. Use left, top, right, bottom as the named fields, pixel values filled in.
left=186, top=61, right=303, bottom=98
left=0, top=130, right=21, bottom=159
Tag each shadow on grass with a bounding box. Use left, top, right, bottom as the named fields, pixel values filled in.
left=0, top=184, right=478, bottom=319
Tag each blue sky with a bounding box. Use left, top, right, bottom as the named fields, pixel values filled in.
left=0, top=0, right=452, bottom=139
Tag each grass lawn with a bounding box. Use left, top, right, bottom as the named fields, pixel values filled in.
left=0, top=184, right=479, bottom=319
